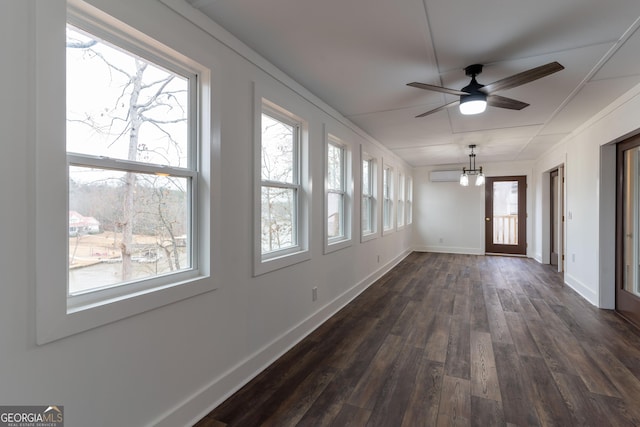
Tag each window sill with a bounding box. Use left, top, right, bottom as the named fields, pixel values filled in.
left=254, top=249, right=311, bottom=276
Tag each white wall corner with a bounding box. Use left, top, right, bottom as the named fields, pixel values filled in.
left=564, top=273, right=598, bottom=307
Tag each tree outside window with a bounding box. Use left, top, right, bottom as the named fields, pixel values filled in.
left=362, top=156, right=376, bottom=237
left=66, top=25, right=195, bottom=294
left=260, top=111, right=299, bottom=255
left=383, top=165, right=394, bottom=231
left=327, top=140, right=345, bottom=241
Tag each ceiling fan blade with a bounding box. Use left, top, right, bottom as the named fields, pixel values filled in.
left=407, top=82, right=467, bottom=96
left=481, top=61, right=564, bottom=94
left=486, top=94, right=529, bottom=110
left=415, top=100, right=460, bottom=118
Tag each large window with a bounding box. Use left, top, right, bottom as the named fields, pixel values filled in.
left=260, top=110, right=300, bottom=255
left=66, top=24, right=195, bottom=298
left=325, top=134, right=352, bottom=252
left=397, top=172, right=405, bottom=228
left=255, top=100, right=309, bottom=274
left=35, top=3, right=213, bottom=344
left=361, top=152, right=377, bottom=241
left=383, top=164, right=394, bottom=233
left=327, top=141, right=345, bottom=240
left=406, top=176, right=413, bottom=225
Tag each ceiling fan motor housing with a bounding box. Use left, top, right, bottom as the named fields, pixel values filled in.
left=464, top=64, right=483, bottom=77
left=461, top=64, right=486, bottom=107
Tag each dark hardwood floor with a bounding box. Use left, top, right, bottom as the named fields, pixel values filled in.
left=195, top=252, right=640, bottom=426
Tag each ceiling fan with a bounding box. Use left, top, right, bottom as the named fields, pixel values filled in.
left=407, top=61, right=564, bottom=117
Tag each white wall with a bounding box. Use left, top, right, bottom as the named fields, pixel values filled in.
left=532, top=82, right=640, bottom=307
left=0, top=1, right=412, bottom=426
left=413, top=161, right=534, bottom=256
left=531, top=142, right=567, bottom=264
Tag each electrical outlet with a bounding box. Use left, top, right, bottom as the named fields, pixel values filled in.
left=312, top=287, right=318, bottom=302
left=439, top=237, right=444, bottom=243
left=377, top=255, right=380, bottom=263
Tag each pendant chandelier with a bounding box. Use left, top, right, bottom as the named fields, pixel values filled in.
left=460, top=144, right=485, bottom=186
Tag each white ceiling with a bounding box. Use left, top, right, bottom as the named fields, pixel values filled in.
left=187, top=0, right=640, bottom=167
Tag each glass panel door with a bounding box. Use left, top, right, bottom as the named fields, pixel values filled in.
left=485, top=176, right=527, bottom=255
left=622, top=147, right=640, bottom=297
left=616, top=135, right=640, bottom=327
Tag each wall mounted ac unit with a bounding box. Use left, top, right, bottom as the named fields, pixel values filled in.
left=430, top=170, right=460, bottom=182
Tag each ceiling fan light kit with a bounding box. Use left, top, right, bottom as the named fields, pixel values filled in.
left=459, top=64, right=487, bottom=115
left=459, top=95, right=487, bottom=115
left=408, top=61, right=564, bottom=117
left=460, top=144, right=484, bottom=186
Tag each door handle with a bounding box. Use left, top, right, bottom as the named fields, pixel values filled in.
left=485, top=217, right=491, bottom=221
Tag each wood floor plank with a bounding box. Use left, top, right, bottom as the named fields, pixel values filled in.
left=582, top=342, right=640, bottom=421
left=470, top=282, right=490, bottom=333
left=550, top=372, right=611, bottom=427
left=552, top=335, right=619, bottom=397
left=525, top=318, right=576, bottom=375
left=200, top=253, right=640, bottom=427
left=497, top=288, right=520, bottom=313
left=470, top=331, right=501, bottom=402
left=193, top=417, right=227, bottom=427
left=259, top=365, right=336, bottom=427
left=444, top=316, right=471, bottom=379
left=504, top=311, right=540, bottom=357
left=330, top=404, right=371, bottom=426
left=471, top=396, right=506, bottom=427
left=365, top=343, right=423, bottom=426
left=493, top=343, right=541, bottom=427
left=485, top=299, right=513, bottom=345
left=424, top=312, right=451, bottom=363
left=436, top=375, right=471, bottom=427
left=519, top=355, right=574, bottom=426
left=588, top=393, right=640, bottom=426
left=347, top=334, right=404, bottom=409
left=400, top=358, right=444, bottom=427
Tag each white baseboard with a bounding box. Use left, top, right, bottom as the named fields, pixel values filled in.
left=564, top=273, right=598, bottom=306
left=412, top=245, right=484, bottom=255
left=152, top=249, right=412, bottom=427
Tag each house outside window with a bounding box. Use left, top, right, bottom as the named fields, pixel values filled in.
left=36, top=2, right=214, bottom=344
left=66, top=24, right=196, bottom=297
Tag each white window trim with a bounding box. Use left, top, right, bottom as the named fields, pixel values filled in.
left=397, top=171, right=405, bottom=230
left=406, top=175, right=413, bottom=225
left=253, top=91, right=310, bottom=276
left=324, top=128, right=353, bottom=254
left=361, top=148, right=379, bottom=242
left=35, top=0, right=216, bottom=344
left=382, top=161, right=395, bottom=235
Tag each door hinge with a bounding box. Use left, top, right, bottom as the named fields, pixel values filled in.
left=562, top=255, right=565, bottom=261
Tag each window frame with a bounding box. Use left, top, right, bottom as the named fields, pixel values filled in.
left=406, top=176, right=413, bottom=225
left=324, top=129, right=353, bottom=253
left=361, top=149, right=379, bottom=242
left=35, top=0, right=215, bottom=344
left=382, top=162, right=395, bottom=235
left=254, top=95, right=310, bottom=275
left=397, top=171, right=405, bottom=229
